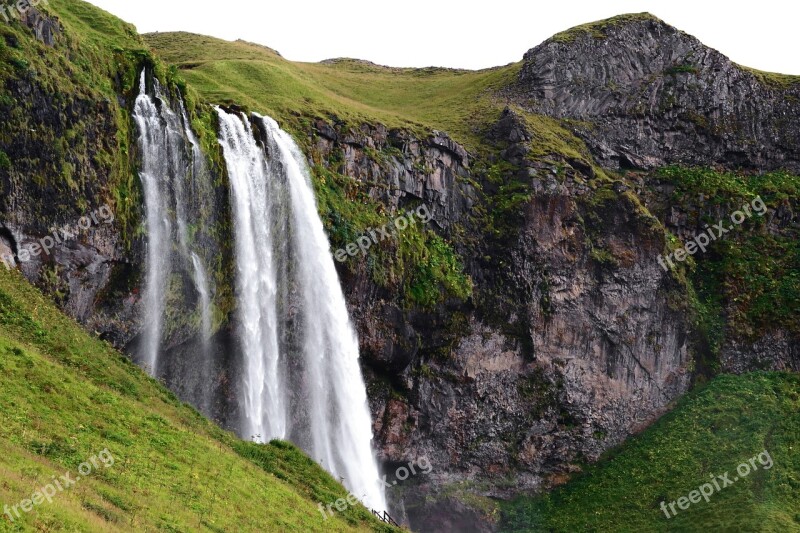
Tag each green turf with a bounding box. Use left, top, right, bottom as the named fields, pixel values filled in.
left=655, top=167, right=800, bottom=341
left=548, top=12, right=660, bottom=43
left=501, top=372, right=800, bottom=532
left=0, top=267, right=396, bottom=532
left=143, top=31, right=520, bottom=152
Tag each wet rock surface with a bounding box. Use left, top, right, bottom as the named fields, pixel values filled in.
left=311, top=110, right=694, bottom=529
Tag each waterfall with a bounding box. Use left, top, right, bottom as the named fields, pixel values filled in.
left=134, top=71, right=385, bottom=511
left=216, top=109, right=287, bottom=442
left=133, top=73, right=214, bottom=377
left=132, top=72, right=173, bottom=375
left=216, top=108, right=386, bottom=511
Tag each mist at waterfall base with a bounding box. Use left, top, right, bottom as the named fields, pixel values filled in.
left=131, top=75, right=386, bottom=512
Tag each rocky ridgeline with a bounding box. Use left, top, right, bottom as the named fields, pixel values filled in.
left=512, top=13, right=800, bottom=172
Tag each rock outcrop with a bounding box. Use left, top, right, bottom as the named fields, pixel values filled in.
left=511, top=13, right=800, bottom=172
left=310, top=119, right=476, bottom=232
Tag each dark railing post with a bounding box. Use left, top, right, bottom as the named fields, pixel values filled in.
left=371, top=509, right=400, bottom=527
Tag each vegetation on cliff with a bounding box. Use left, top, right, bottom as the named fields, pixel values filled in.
left=0, top=0, right=146, bottom=241
left=653, top=166, right=800, bottom=346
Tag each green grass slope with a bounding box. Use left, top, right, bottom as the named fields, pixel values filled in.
left=142, top=31, right=519, bottom=152
left=0, top=267, right=395, bottom=532
left=501, top=372, right=800, bottom=532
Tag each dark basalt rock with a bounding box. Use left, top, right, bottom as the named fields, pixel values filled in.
left=512, top=13, right=800, bottom=172
left=20, top=6, right=61, bottom=46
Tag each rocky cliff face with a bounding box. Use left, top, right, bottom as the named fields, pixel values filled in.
left=314, top=110, right=694, bottom=530
left=309, top=15, right=799, bottom=530
left=511, top=13, right=800, bottom=172
left=310, top=119, right=476, bottom=233
left=0, top=7, right=138, bottom=342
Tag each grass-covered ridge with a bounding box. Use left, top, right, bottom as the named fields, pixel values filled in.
left=502, top=372, right=800, bottom=532
left=143, top=30, right=492, bottom=307
left=0, top=267, right=395, bottom=531
left=548, top=12, right=661, bottom=43
left=143, top=31, right=520, bottom=152
left=737, top=64, right=800, bottom=89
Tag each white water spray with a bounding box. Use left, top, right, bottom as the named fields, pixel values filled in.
left=133, top=73, right=214, bottom=375
left=132, top=72, right=173, bottom=375
left=216, top=108, right=386, bottom=511
left=216, top=109, right=287, bottom=442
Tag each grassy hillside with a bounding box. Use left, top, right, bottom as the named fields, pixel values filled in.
left=0, top=266, right=395, bottom=532
left=501, top=372, right=800, bottom=532
left=143, top=32, right=519, bottom=152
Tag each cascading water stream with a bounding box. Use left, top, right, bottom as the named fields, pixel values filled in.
left=133, top=73, right=214, bottom=376
left=132, top=72, right=173, bottom=375
left=216, top=108, right=386, bottom=511
left=216, top=109, right=287, bottom=442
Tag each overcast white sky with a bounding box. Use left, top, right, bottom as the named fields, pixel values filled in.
left=84, top=0, right=800, bottom=74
